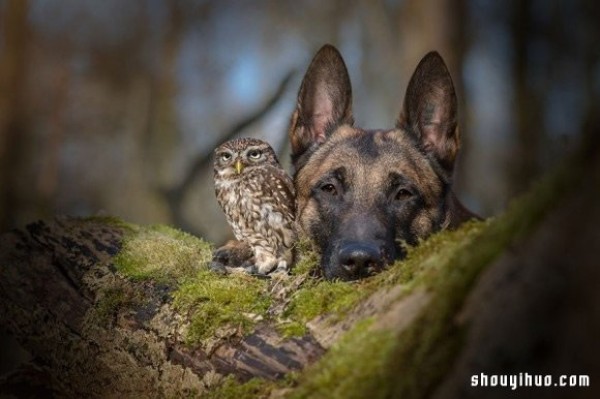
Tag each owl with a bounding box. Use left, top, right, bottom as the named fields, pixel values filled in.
left=213, top=138, right=296, bottom=275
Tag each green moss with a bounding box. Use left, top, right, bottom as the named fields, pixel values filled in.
left=383, top=219, right=488, bottom=288
left=113, top=224, right=213, bottom=283
left=110, top=222, right=273, bottom=344
left=276, top=238, right=356, bottom=337
left=204, top=376, right=275, bottom=399
left=94, top=287, right=130, bottom=324
left=173, top=269, right=271, bottom=343
left=289, top=319, right=396, bottom=399
left=282, top=281, right=360, bottom=332
left=81, top=215, right=136, bottom=232
left=381, top=174, right=574, bottom=398
left=277, top=321, right=307, bottom=338
left=290, top=238, right=320, bottom=276
left=280, top=240, right=373, bottom=337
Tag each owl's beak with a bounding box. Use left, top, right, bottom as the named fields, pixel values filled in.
left=234, top=160, right=244, bottom=174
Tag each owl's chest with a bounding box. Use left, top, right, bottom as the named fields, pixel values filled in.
left=216, top=176, right=286, bottom=240
left=217, top=179, right=266, bottom=220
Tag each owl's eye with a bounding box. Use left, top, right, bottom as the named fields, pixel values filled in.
left=220, top=153, right=232, bottom=162
left=248, top=150, right=262, bottom=160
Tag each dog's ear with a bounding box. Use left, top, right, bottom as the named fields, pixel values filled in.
left=290, top=44, right=353, bottom=170
left=397, top=51, right=459, bottom=174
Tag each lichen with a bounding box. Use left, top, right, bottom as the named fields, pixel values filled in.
left=87, top=286, right=138, bottom=327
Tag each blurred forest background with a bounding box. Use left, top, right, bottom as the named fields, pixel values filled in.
left=0, top=0, right=599, bottom=245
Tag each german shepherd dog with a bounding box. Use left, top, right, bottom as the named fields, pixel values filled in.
left=289, top=44, right=477, bottom=280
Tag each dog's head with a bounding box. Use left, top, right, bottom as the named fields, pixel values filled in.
left=290, top=45, right=465, bottom=280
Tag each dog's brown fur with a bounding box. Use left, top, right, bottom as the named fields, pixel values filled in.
left=289, top=44, right=477, bottom=280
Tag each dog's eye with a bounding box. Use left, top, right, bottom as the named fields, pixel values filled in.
left=321, top=183, right=337, bottom=196
left=395, top=188, right=413, bottom=201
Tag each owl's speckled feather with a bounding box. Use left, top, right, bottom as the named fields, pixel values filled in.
left=213, top=138, right=296, bottom=274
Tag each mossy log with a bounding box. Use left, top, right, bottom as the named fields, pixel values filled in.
left=0, top=218, right=327, bottom=397
left=1, top=140, right=599, bottom=398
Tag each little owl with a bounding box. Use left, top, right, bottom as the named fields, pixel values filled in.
left=213, top=138, right=296, bottom=275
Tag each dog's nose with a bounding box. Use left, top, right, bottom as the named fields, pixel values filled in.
left=338, top=243, right=384, bottom=278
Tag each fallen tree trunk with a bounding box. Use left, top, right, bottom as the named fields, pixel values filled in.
left=1, top=135, right=599, bottom=398
left=0, top=217, right=327, bottom=397
left=0, top=214, right=435, bottom=398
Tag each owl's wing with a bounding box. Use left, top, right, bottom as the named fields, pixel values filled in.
left=265, top=165, right=296, bottom=222
left=271, top=171, right=297, bottom=249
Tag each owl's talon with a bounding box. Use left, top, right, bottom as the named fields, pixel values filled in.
left=241, top=262, right=258, bottom=274
left=209, top=261, right=228, bottom=275
left=212, top=249, right=229, bottom=264
left=211, top=240, right=254, bottom=268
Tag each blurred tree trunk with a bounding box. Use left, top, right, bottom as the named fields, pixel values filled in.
left=37, top=55, right=70, bottom=215
left=0, top=0, right=30, bottom=231
left=448, top=0, right=470, bottom=197
left=144, top=3, right=187, bottom=188
left=398, top=0, right=460, bottom=77
left=509, top=0, right=541, bottom=196
left=358, top=0, right=465, bottom=131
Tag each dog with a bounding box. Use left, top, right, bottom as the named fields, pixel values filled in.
left=289, top=44, right=478, bottom=280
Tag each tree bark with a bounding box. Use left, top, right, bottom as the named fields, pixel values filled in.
left=0, top=0, right=31, bottom=231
